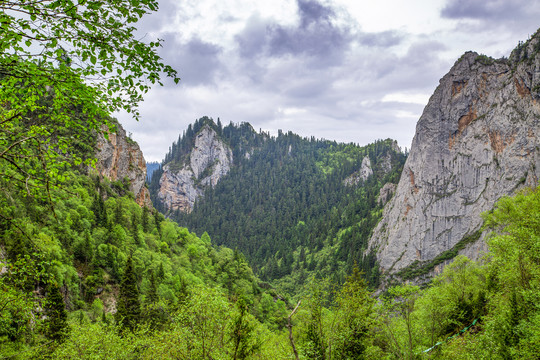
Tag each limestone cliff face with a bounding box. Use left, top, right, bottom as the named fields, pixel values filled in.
left=95, top=123, right=151, bottom=207
left=369, top=33, right=540, bottom=277
left=344, top=156, right=373, bottom=186
left=157, top=125, right=233, bottom=213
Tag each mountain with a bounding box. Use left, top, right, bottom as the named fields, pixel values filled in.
left=150, top=118, right=407, bottom=291
left=1, top=115, right=283, bottom=356
left=95, top=121, right=151, bottom=207
left=145, top=161, right=160, bottom=182
left=369, top=30, right=540, bottom=283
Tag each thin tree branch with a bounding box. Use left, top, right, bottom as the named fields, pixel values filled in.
left=287, top=300, right=301, bottom=360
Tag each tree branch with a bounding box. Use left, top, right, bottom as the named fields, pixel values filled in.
left=286, top=300, right=301, bottom=360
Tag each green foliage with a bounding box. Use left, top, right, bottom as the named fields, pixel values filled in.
left=44, top=282, right=68, bottom=342
left=0, top=167, right=273, bottom=356
left=332, top=267, right=376, bottom=359
left=396, top=230, right=482, bottom=280
left=159, top=118, right=406, bottom=294
left=115, top=256, right=141, bottom=331
left=0, top=0, right=177, bottom=232
left=4, top=164, right=540, bottom=359
left=229, top=297, right=262, bottom=359
left=0, top=0, right=178, bottom=117
left=475, top=54, right=495, bottom=66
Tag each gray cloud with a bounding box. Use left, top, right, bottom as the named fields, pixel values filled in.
left=267, top=0, right=350, bottom=58
left=235, top=15, right=270, bottom=59
left=441, top=0, right=529, bottom=20
left=235, top=0, right=405, bottom=73
left=158, top=35, right=224, bottom=86
left=120, top=0, right=536, bottom=163
left=359, top=30, right=404, bottom=47
left=136, top=0, right=178, bottom=35
left=234, top=0, right=352, bottom=64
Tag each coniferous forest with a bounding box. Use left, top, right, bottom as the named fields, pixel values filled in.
left=2, top=0, right=540, bottom=359
left=150, top=117, right=406, bottom=293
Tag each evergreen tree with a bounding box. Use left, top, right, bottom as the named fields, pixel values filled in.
left=147, top=272, right=158, bottom=305
left=157, top=262, right=165, bottom=282
left=115, top=256, right=141, bottom=331
left=44, top=283, right=68, bottom=342
left=141, top=206, right=150, bottom=233
left=92, top=192, right=107, bottom=228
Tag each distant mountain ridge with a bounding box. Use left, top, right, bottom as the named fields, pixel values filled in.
left=145, top=161, right=160, bottom=182
left=150, top=118, right=406, bottom=289
left=149, top=117, right=264, bottom=213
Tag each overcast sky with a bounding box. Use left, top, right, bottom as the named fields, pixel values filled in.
left=117, top=0, right=540, bottom=162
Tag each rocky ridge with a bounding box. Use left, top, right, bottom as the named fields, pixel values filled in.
left=157, top=125, right=233, bottom=213
left=95, top=122, right=151, bottom=206
left=368, top=31, right=540, bottom=280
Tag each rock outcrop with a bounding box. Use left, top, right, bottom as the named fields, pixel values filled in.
left=95, top=122, right=151, bottom=207
left=157, top=125, right=233, bottom=213
left=344, top=156, right=373, bottom=186
left=378, top=183, right=397, bottom=205
left=369, top=31, right=540, bottom=278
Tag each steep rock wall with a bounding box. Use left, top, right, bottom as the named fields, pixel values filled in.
left=95, top=123, right=151, bottom=207
left=369, top=35, right=540, bottom=277
left=157, top=125, right=233, bottom=213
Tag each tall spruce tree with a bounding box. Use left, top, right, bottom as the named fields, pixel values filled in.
left=115, top=256, right=141, bottom=331
left=44, top=283, right=68, bottom=342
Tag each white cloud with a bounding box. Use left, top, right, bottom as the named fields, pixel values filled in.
left=119, top=0, right=540, bottom=162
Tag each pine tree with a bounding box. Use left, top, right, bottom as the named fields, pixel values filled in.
left=44, top=283, right=68, bottom=342
left=141, top=206, right=150, bottom=232
left=147, top=271, right=158, bottom=305
left=92, top=189, right=107, bottom=228
left=157, top=262, right=165, bottom=282
left=115, top=256, right=141, bottom=331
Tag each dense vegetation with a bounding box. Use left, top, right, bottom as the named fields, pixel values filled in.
left=0, top=167, right=289, bottom=357
left=150, top=117, right=406, bottom=293
left=3, top=1, right=540, bottom=358
left=3, top=177, right=540, bottom=358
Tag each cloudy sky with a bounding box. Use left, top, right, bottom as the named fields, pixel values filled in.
left=117, top=0, right=540, bottom=162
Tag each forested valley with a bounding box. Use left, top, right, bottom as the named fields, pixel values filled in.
left=2, top=0, right=540, bottom=358
left=150, top=117, right=406, bottom=294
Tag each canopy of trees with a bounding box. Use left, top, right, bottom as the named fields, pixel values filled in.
left=0, top=0, right=178, bottom=225
left=151, top=118, right=406, bottom=292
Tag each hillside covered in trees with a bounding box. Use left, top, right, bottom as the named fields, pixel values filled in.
left=3, top=0, right=540, bottom=358
left=150, top=117, right=407, bottom=293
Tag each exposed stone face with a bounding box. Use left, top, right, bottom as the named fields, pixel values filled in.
left=378, top=183, right=397, bottom=205
left=157, top=125, right=233, bottom=213
left=369, top=37, right=540, bottom=277
left=344, top=156, right=373, bottom=186
left=95, top=123, right=151, bottom=207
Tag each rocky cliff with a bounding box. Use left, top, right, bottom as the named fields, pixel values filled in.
left=344, top=156, right=373, bottom=186
left=95, top=122, right=151, bottom=206
left=157, top=125, right=233, bottom=213
left=369, top=31, right=540, bottom=279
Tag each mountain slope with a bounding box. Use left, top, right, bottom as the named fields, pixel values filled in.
left=151, top=118, right=406, bottom=291
left=149, top=117, right=264, bottom=214
left=369, top=30, right=540, bottom=282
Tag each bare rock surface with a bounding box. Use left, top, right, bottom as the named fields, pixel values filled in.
left=95, top=123, right=151, bottom=207
left=344, top=156, right=373, bottom=186
left=369, top=34, right=540, bottom=277
left=157, top=125, right=233, bottom=213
